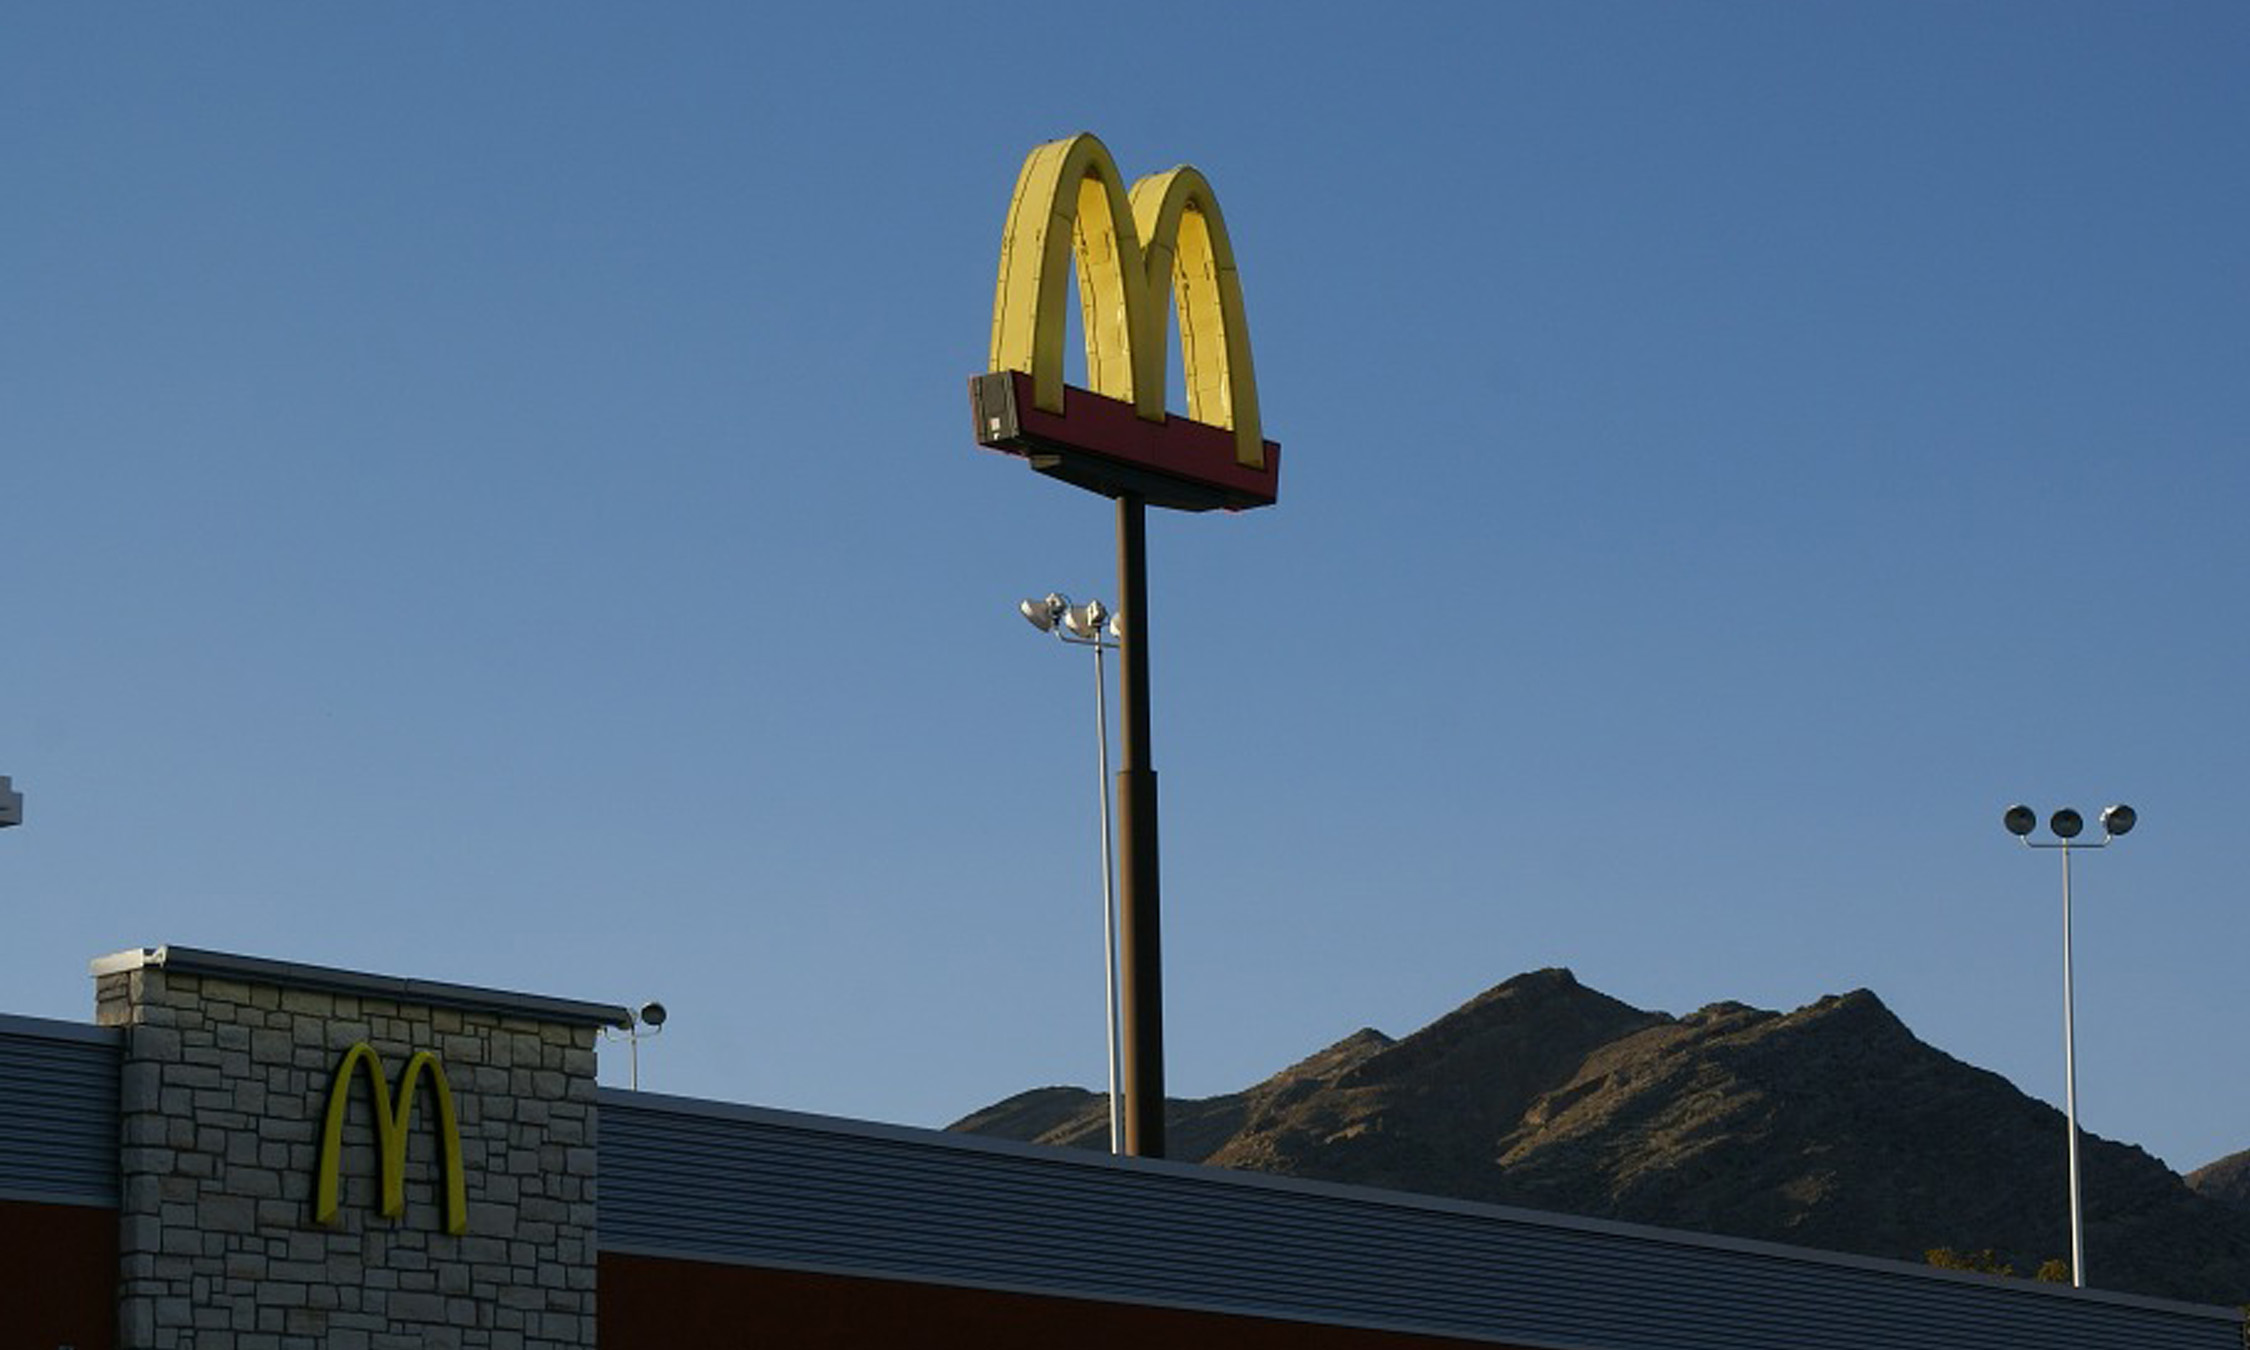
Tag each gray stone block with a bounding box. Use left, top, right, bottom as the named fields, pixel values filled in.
left=170, top=1062, right=224, bottom=1089
left=386, top=1290, right=446, bottom=1321
left=233, top=1168, right=282, bottom=1199
left=121, top=1213, right=164, bottom=1253
left=278, top=989, right=331, bottom=1015
left=121, top=1300, right=157, bottom=1343
left=123, top=1059, right=167, bottom=1112
left=134, top=1024, right=184, bottom=1060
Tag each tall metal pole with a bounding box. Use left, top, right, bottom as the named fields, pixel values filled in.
left=2061, top=841, right=2085, bottom=1287
left=1091, top=632, right=1123, bottom=1155
left=1113, top=493, right=1166, bottom=1158
left=2006, top=801, right=2133, bottom=1290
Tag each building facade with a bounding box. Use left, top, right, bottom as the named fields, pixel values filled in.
left=3, top=944, right=2242, bottom=1349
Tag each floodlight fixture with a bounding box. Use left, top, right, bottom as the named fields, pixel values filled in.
left=0, top=777, right=20, bottom=829
left=603, top=996, right=670, bottom=1091
left=2100, top=804, right=2136, bottom=838
left=2050, top=808, right=2084, bottom=840
left=1061, top=599, right=1108, bottom=641
left=2003, top=804, right=2037, bottom=837
left=1019, top=593, right=1067, bottom=633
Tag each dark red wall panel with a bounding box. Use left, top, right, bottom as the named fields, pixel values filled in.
left=600, top=1252, right=1524, bottom=1350
left=0, top=1198, right=115, bottom=1350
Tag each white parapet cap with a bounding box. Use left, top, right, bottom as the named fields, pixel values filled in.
left=91, top=945, right=633, bottom=1029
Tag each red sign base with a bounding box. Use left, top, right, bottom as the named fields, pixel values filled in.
left=969, top=371, right=1280, bottom=512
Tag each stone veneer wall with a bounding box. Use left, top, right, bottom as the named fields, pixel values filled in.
left=94, top=947, right=625, bottom=1350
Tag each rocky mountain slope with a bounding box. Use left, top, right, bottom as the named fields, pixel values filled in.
left=2189, top=1149, right=2250, bottom=1212
left=952, top=969, right=2250, bottom=1307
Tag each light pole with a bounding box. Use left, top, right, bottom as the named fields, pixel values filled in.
left=1020, top=591, right=1124, bottom=1155
left=2003, top=801, right=2136, bottom=1289
left=600, top=1000, right=668, bottom=1091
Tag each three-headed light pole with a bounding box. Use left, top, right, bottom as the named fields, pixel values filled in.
left=2002, top=801, right=2136, bottom=1289
left=1019, top=591, right=1126, bottom=1155
left=1009, top=500, right=1168, bottom=1160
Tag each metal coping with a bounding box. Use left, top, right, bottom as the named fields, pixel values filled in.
left=596, top=1087, right=2244, bottom=1326
left=0, top=1012, right=122, bottom=1046
left=91, top=945, right=631, bottom=1029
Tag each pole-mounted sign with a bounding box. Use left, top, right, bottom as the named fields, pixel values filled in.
left=971, top=132, right=1280, bottom=511
left=968, top=133, right=1280, bottom=1159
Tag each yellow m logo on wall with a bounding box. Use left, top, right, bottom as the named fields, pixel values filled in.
left=313, top=1043, right=468, bottom=1236
left=989, top=132, right=1265, bottom=470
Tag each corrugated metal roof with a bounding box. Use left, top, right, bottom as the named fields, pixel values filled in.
left=0, top=1014, right=120, bottom=1207
left=599, top=1090, right=2243, bottom=1350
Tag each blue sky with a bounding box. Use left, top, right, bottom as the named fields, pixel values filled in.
left=6, top=4, right=2245, bottom=1178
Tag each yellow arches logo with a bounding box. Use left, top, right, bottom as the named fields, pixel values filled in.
left=313, top=1043, right=468, bottom=1236
left=989, top=132, right=1265, bottom=471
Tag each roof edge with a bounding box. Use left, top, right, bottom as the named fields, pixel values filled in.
left=91, top=945, right=631, bottom=1029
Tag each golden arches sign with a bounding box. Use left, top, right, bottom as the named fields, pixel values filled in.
left=313, top=1043, right=468, bottom=1236
left=988, top=132, right=1265, bottom=472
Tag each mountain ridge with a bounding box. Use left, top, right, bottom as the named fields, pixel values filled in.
left=951, top=970, right=2250, bottom=1306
